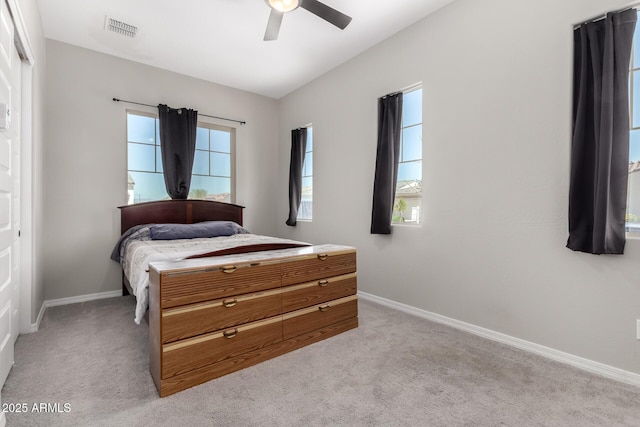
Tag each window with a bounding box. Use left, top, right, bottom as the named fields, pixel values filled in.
left=127, top=111, right=235, bottom=204
left=393, top=87, right=423, bottom=225
left=629, top=15, right=640, bottom=233
left=298, top=126, right=313, bottom=221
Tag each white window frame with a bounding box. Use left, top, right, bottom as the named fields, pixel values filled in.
left=628, top=17, right=640, bottom=236
left=126, top=110, right=236, bottom=204
left=297, top=125, right=313, bottom=221
left=393, top=85, right=423, bottom=226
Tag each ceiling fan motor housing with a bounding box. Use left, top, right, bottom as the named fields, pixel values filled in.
left=263, top=0, right=351, bottom=41
left=265, top=0, right=301, bottom=13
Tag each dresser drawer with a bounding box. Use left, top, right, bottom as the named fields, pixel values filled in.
left=282, top=295, right=358, bottom=340
left=161, top=289, right=282, bottom=343
left=162, top=317, right=282, bottom=379
left=281, top=272, right=357, bottom=313
left=281, top=250, right=356, bottom=286
left=159, top=261, right=281, bottom=308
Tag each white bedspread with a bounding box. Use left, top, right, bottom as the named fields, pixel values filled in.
left=124, top=234, right=307, bottom=324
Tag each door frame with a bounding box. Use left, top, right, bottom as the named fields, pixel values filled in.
left=4, top=0, right=36, bottom=333
left=0, top=2, right=34, bottom=425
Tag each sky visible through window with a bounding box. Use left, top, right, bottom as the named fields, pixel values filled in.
left=397, top=88, right=422, bottom=183
left=127, top=112, right=233, bottom=204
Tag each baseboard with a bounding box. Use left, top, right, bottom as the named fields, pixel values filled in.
left=20, top=290, right=122, bottom=334
left=44, top=290, right=122, bottom=308
left=358, top=291, right=640, bottom=388
left=21, top=302, right=46, bottom=334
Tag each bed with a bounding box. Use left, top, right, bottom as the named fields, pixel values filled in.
left=114, top=199, right=358, bottom=396
left=113, top=200, right=310, bottom=324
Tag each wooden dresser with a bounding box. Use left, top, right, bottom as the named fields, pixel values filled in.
left=148, top=245, right=358, bottom=397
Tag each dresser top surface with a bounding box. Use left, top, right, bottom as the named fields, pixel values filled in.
left=149, top=244, right=356, bottom=274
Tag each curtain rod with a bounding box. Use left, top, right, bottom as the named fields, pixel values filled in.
left=112, top=98, right=246, bottom=125
left=380, top=83, right=422, bottom=99
left=380, top=91, right=402, bottom=100
left=574, top=5, right=638, bottom=28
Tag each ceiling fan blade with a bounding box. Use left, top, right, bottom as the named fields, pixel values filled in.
left=264, top=9, right=284, bottom=41
left=300, top=0, right=352, bottom=30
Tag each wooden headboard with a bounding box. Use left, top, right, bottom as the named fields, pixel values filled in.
left=118, top=200, right=245, bottom=234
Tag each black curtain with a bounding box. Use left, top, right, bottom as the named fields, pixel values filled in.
left=371, top=92, right=403, bottom=234
left=158, top=104, right=198, bottom=199
left=567, top=9, right=637, bottom=254
left=286, top=128, right=308, bottom=226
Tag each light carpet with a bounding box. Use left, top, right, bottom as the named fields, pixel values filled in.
left=3, top=297, right=640, bottom=426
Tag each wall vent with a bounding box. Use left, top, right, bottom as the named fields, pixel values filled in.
left=104, top=16, right=138, bottom=38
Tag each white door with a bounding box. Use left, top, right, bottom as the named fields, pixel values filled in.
left=0, top=0, right=20, bottom=386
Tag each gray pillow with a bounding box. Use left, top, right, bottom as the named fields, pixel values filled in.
left=149, top=221, right=249, bottom=240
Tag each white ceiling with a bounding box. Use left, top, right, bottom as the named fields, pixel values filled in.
left=36, top=0, right=455, bottom=99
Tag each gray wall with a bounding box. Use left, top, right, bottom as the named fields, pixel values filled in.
left=43, top=40, right=280, bottom=300
left=276, top=0, right=640, bottom=374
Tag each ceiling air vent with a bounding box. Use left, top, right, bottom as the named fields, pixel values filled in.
left=104, top=16, right=138, bottom=38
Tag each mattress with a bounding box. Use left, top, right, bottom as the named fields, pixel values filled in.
left=119, top=232, right=309, bottom=323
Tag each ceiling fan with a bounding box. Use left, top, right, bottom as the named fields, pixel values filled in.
left=263, top=0, right=352, bottom=41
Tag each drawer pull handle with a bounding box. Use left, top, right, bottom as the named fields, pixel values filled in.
left=222, top=265, right=237, bottom=274
left=317, top=253, right=328, bottom=261
left=222, top=299, right=237, bottom=308
left=223, top=329, right=238, bottom=339
left=318, top=304, right=330, bottom=312
left=318, top=280, right=329, bottom=287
